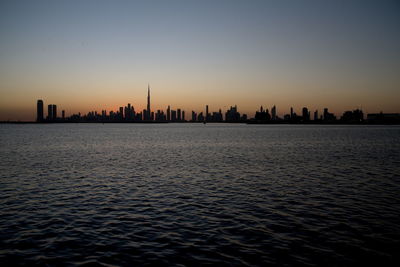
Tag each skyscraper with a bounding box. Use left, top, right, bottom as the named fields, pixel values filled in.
left=192, top=111, right=197, bottom=122
left=37, top=100, right=44, bottom=122
left=147, top=84, right=151, bottom=120
left=167, top=105, right=171, bottom=121
left=302, top=107, right=309, bottom=121
left=52, top=104, right=57, bottom=120
left=177, top=109, right=181, bottom=121
left=119, top=107, right=124, bottom=120
left=271, top=105, right=276, bottom=120
left=171, top=110, right=177, bottom=121
left=48, top=104, right=53, bottom=120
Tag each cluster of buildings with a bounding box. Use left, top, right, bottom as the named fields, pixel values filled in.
left=252, top=105, right=400, bottom=124
left=36, top=86, right=400, bottom=124
left=36, top=86, right=249, bottom=123
left=255, top=105, right=337, bottom=122
left=36, top=100, right=65, bottom=122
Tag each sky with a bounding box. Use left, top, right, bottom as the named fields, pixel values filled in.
left=0, top=0, right=399, bottom=121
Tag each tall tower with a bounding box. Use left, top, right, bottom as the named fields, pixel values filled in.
left=37, top=100, right=44, bottom=122
left=147, top=84, right=151, bottom=120
left=167, top=105, right=171, bottom=121
left=52, top=104, right=57, bottom=120
left=48, top=105, right=53, bottom=120
left=271, top=105, right=276, bottom=120
left=314, top=110, right=318, bottom=121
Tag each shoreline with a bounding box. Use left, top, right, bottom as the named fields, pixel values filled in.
left=1, top=121, right=399, bottom=125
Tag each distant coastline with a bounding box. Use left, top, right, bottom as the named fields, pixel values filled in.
left=1, top=121, right=399, bottom=125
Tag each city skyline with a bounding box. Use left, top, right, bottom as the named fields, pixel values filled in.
left=1, top=0, right=400, bottom=121
left=32, top=85, right=400, bottom=124
left=4, top=91, right=394, bottom=122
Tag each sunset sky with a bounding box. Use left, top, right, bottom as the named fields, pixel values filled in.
left=0, top=0, right=399, bottom=121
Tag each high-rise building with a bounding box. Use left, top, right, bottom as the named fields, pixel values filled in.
left=62, top=110, right=65, bottom=120
left=341, top=109, right=363, bottom=122
left=323, top=108, right=336, bottom=121
left=302, top=107, right=309, bottom=121
left=124, top=103, right=135, bottom=121
left=147, top=84, right=151, bottom=120
left=156, top=110, right=162, bottom=121
left=167, top=105, right=171, bottom=121
left=218, top=109, right=223, bottom=122
left=37, top=100, right=44, bottom=122
left=225, top=105, right=241, bottom=122
left=142, top=109, right=147, bottom=120
left=314, top=110, right=318, bottom=121
left=192, top=111, right=197, bottom=122
left=52, top=104, right=57, bottom=120
left=182, top=110, right=185, bottom=121
left=171, top=110, right=177, bottom=121
left=48, top=105, right=53, bottom=120
left=271, top=105, right=276, bottom=120
left=177, top=109, right=181, bottom=121
left=125, top=104, right=131, bottom=120
left=119, top=107, right=124, bottom=120
left=198, top=112, right=204, bottom=122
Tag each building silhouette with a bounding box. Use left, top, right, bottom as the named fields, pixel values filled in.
left=271, top=105, right=277, bottom=120
left=367, top=113, right=400, bottom=123
left=119, top=107, right=124, bottom=120
left=302, top=107, right=310, bottom=121
left=52, top=105, right=57, bottom=120
left=341, top=109, right=364, bottom=122
left=171, top=110, right=177, bottom=121
left=197, top=112, right=204, bottom=122
left=167, top=105, right=171, bottom=121
left=205, top=105, right=210, bottom=122
left=147, top=84, right=151, bottom=121
left=323, top=108, right=336, bottom=121
left=225, top=105, right=241, bottom=122
left=314, top=110, right=319, bottom=121
left=37, top=100, right=44, bottom=122
left=177, top=109, right=182, bottom=121
left=255, top=106, right=271, bottom=121
left=47, top=105, right=53, bottom=120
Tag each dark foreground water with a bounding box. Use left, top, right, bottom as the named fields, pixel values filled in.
left=0, top=124, right=399, bottom=266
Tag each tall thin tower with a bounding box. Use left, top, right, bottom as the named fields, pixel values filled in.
left=147, top=84, right=151, bottom=120
left=37, top=100, right=44, bottom=122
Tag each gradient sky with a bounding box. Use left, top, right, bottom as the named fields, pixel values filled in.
left=0, top=0, right=399, bottom=121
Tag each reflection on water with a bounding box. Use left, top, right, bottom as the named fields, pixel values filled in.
left=0, top=124, right=399, bottom=265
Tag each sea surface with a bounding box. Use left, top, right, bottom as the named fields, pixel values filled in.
left=0, top=123, right=399, bottom=266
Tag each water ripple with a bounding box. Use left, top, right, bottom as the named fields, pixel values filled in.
left=0, top=124, right=399, bottom=265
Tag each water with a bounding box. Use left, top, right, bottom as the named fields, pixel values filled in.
left=0, top=124, right=399, bottom=266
